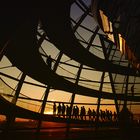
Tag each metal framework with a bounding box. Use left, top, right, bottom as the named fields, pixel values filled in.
left=0, top=0, right=140, bottom=137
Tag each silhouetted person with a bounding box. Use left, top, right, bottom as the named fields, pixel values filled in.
left=102, top=111, right=106, bottom=121
left=87, top=108, right=92, bottom=120
left=109, top=110, right=113, bottom=121
left=46, top=55, right=53, bottom=68
left=66, top=105, right=71, bottom=118
left=92, top=109, right=96, bottom=121
left=57, top=103, right=62, bottom=117
left=53, top=102, right=56, bottom=115
left=62, top=103, right=66, bottom=118
left=105, top=109, right=110, bottom=121
left=72, top=106, right=76, bottom=119
left=113, top=111, right=117, bottom=121
left=80, top=107, right=83, bottom=120
left=100, top=109, right=103, bottom=121
left=75, top=105, right=79, bottom=119
left=83, top=106, right=86, bottom=120
left=80, top=106, right=86, bottom=120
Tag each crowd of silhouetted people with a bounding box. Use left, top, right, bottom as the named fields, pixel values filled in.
left=53, top=102, right=118, bottom=122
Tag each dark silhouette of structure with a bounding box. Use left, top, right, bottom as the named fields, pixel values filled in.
left=0, top=0, right=140, bottom=140
left=46, top=55, right=53, bottom=68
left=53, top=102, right=56, bottom=115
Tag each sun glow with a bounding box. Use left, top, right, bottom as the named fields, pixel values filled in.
left=44, top=111, right=53, bottom=115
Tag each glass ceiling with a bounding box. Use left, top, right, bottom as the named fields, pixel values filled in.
left=0, top=0, right=140, bottom=115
